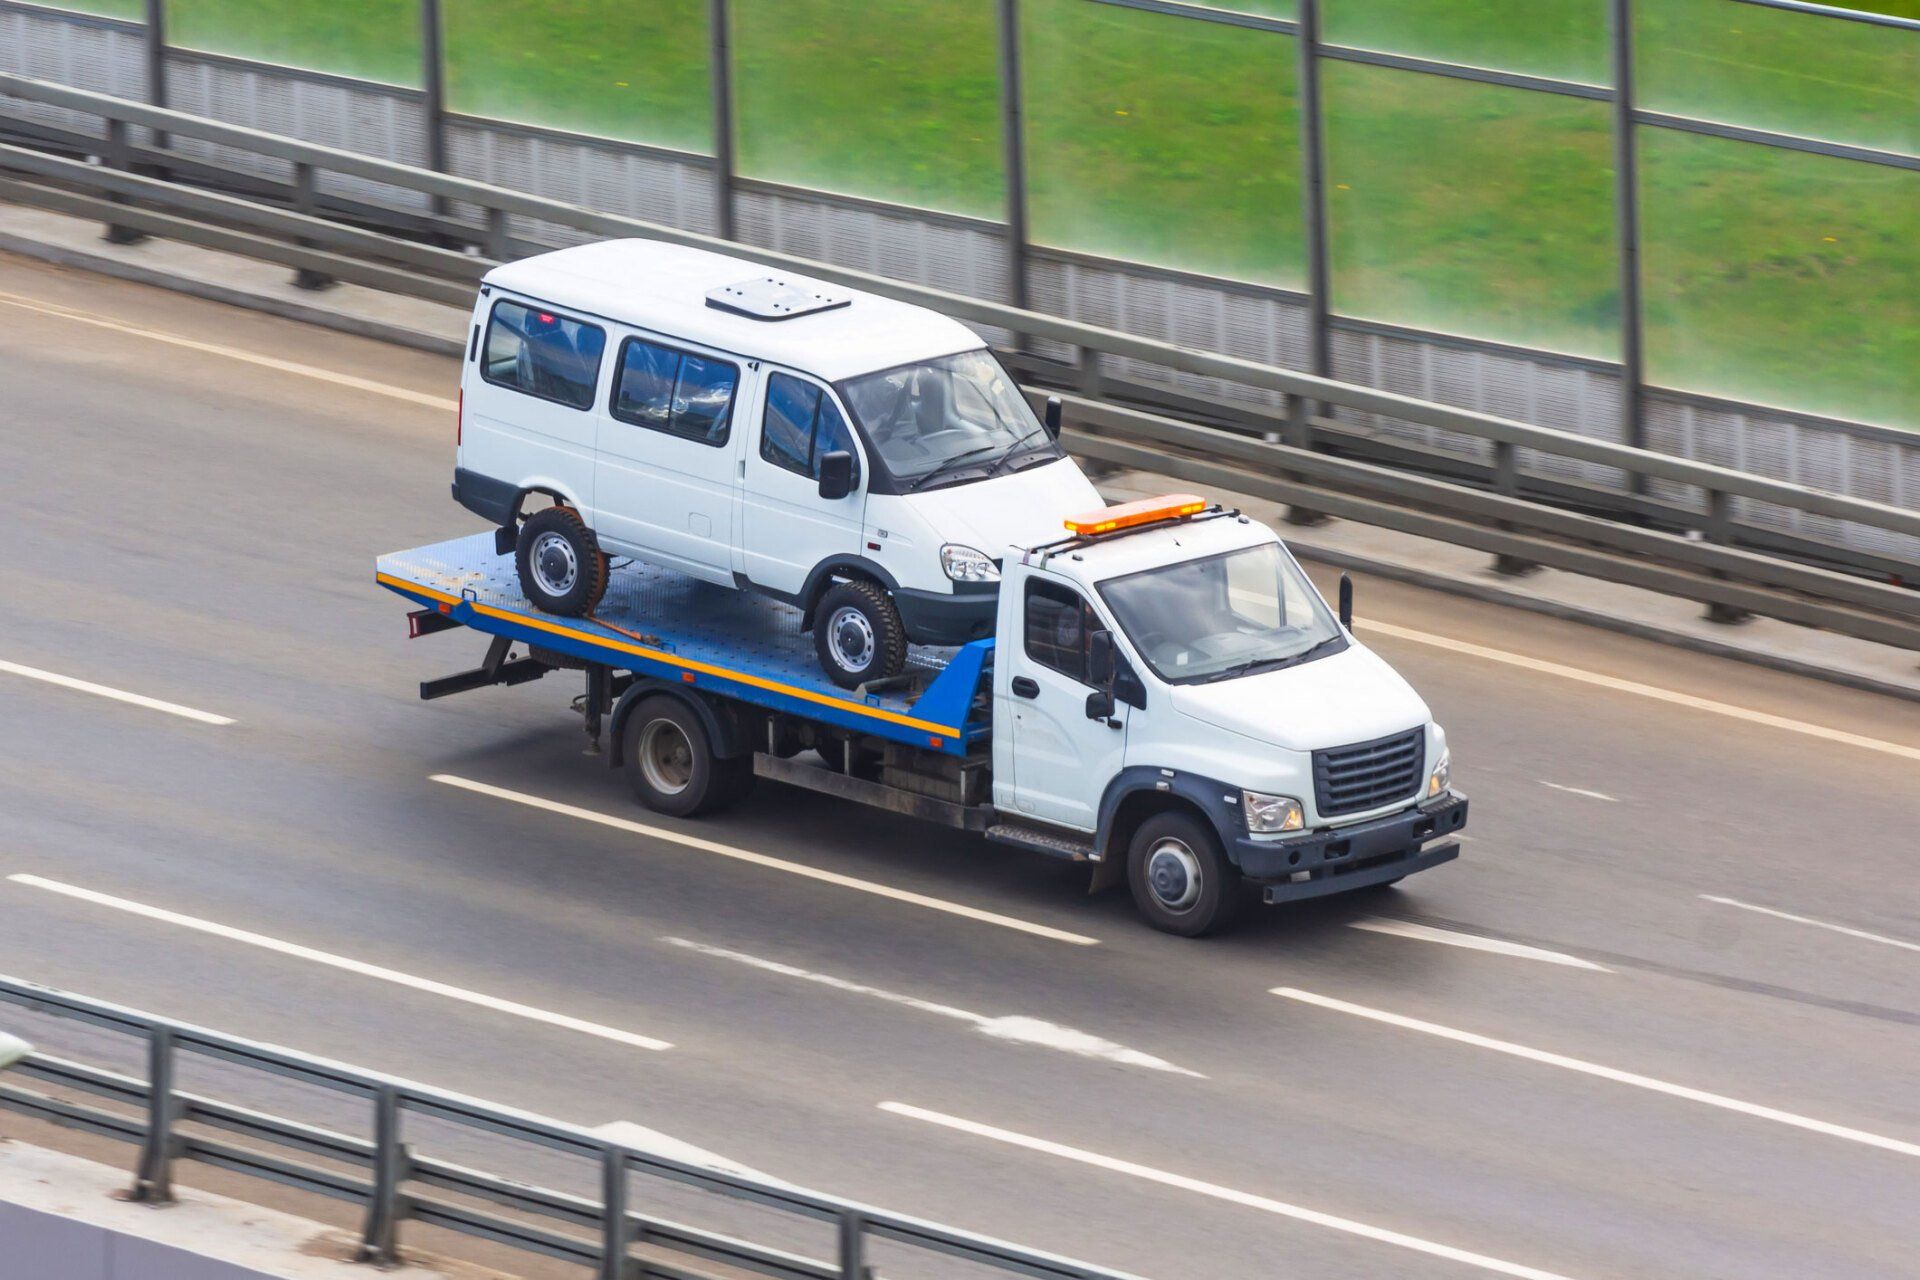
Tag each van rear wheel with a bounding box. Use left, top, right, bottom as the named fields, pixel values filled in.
left=1126, top=812, right=1244, bottom=937
left=516, top=506, right=607, bottom=616
left=814, top=579, right=907, bottom=688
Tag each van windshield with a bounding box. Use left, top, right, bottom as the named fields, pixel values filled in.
left=838, top=350, right=1056, bottom=490
left=1097, top=543, right=1346, bottom=684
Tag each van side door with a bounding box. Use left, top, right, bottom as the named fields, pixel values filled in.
left=464, top=296, right=606, bottom=517
left=738, top=368, right=866, bottom=599
left=594, top=332, right=745, bottom=584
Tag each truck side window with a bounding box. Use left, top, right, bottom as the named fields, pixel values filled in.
left=1025, top=580, right=1096, bottom=685
left=612, top=337, right=739, bottom=446
left=482, top=300, right=605, bottom=410
left=761, top=372, right=860, bottom=484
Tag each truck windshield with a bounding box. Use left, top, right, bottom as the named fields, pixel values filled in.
left=839, top=349, right=1054, bottom=489
left=1098, top=542, right=1346, bottom=684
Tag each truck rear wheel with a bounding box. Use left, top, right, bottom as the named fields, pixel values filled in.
left=516, top=505, right=607, bottom=617
left=813, top=579, right=907, bottom=688
left=1126, top=812, right=1243, bottom=937
left=622, top=695, right=748, bottom=817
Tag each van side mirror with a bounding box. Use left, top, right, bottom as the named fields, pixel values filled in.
left=1338, top=573, right=1353, bottom=629
left=1043, top=396, right=1062, bottom=439
left=818, top=450, right=855, bottom=500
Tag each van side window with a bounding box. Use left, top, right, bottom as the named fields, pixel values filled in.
left=1025, top=580, right=1095, bottom=684
left=612, top=337, right=740, bottom=446
left=481, top=300, right=606, bottom=410
left=760, top=372, right=860, bottom=484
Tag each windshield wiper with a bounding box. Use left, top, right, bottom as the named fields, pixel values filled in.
left=904, top=443, right=1005, bottom=492
left=1198, top=635, right=1344, bottom=683
left=983, top=428, right=1051, bottom=479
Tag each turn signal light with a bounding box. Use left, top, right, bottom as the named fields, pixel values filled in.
left=1063, top=493, right=1208, bottom=536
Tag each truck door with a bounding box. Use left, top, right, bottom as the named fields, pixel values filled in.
left=1001, top=575, right=1126, bottom=831
left=738, top=370, right=867, bottom=597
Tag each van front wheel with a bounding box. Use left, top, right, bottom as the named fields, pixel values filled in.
left=814, top=579, right=907, bottom=688
left=516, top=506, right=607, bottom=616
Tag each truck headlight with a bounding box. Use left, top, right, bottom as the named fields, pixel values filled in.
left=1428, top=750, right=1451, bottom=797
left=940, top=544, right=1000, bottom=583
left=1242, top=791, right=1304, bottom=834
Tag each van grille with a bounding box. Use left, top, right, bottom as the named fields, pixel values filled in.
left=1313, top=728, right=1424, bottom=818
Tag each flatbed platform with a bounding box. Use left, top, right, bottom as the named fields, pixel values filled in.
left=376, top=533, right=992, bottom=755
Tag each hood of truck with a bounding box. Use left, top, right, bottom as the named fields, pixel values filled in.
left=905, top=455, right=1102, bottom=558
left=1166, top=642, right=1431, bottom=753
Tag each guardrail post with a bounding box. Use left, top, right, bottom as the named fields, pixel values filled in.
left=129, top=1027, right=176, bottom=1203
left=1489, top=439, right=1539, bottom=575
left=357, top=1086, right=407, bottom=1266
left=1701, top=488, right=1752, bottom=624
left=290, top=161, right=335, bottom=290
left=1076, top=347, right=1103, bottom=400
left=837, top=1210, right=869, bottom=1280
left=482, top=205, right=510, bottom=261
left=598, top=1147, right=631, bottom=1280
left=1610, top=0, right=1648, bottom=491
left=997, top=0, right=1032, bottom=314
left=707, top=0, right=737, bottom=242
left=100, top=118, right=147, bottom=245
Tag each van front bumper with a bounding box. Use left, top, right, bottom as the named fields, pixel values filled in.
left=894, top=583, right=1000, bottom=646
left=1235, top=792, right=1468, bottom=904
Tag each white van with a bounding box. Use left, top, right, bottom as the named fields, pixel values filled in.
left=453, top=239, right=1101, bottom=687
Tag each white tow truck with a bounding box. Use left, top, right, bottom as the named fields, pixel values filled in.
left=379, top=493, right=1466, bottom=935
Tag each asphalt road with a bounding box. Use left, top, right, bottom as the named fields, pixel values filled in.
left=1, top=254, right=1918, bottom=1280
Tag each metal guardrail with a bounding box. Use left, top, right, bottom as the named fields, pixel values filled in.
left=0, top=72, right=1914, bottom=652
left=0, top=974, right=1141, bottom=1280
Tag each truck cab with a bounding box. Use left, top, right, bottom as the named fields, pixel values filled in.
left=988, top=496, right=1463, bottom=934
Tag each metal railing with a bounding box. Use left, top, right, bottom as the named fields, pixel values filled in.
left=0, top=72, right=1915, bottom=653
left=0, top=974, right=1141, bottom=1280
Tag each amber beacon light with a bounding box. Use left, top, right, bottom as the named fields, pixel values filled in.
left=1063, top=493, right=1209, bottom=536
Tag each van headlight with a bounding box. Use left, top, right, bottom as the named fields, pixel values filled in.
left=1242, top=791, right=1304, bottom=834
left=940, top=544, right=1000, bottom=583
left=1428, top=750, right=1451, bottom=797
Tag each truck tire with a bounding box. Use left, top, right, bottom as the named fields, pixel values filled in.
left=1126, top=811, right=1244, bottom=937
left=516, top=506, right=608, bottom=616
left=622, top=695, right=744, bottom=817
left=813, top=579, right=907, bottom=688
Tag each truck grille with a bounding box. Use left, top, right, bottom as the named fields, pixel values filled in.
left=1313, top=728, right=1424, bottom=818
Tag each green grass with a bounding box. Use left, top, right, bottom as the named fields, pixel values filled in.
left=35, top=0, right=1920, bottom=429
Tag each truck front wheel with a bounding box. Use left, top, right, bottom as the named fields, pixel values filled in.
left=1126, top=812, right=1244, bottom=937
left=622, top=695, right=750, bottom=817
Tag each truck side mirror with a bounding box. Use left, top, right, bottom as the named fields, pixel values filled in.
left=1085, top=689, right=1116, bottom=722
left=1043, top=396, right=1062, bottom=439
left=817, top=450, right=855, bottom=501
left=1087, top=628, right=1115, bottom=687
left=1338, top=573, right=1353, bottom=629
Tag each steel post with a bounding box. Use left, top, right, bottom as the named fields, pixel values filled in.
left=143, top=0, right=168, bottom=157
left=837, top=1210, right=868, bottom=1280
left=421, top=0, right=449, bottom=219
left=291, top=161, right=335, bottom=289
left=100, top=117, right=147, bottom=244
left=358, top=1086, right=406, bottom=1265
left=708, top=0, right=737, bottom=241
left=598, top=1148, right=631, bottom=1280
left=130, top=1027, right=175, bottom=1203
left=997, top=0, right=1032, bottom=313
left=1286, top=0, right=1332, bottom=525
left=1610, top=0, right=1648, bottom=484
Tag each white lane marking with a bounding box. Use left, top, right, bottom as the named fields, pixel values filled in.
left=0, top=658, right=234, bottom=725
left=8, top=874, right=672, bottom=1051
left=593, top=1121, right=780, bottom=1183
left=1538, top=781, right=1618, bottom=803
left=1272, top=987, right=1920, bottom=1160
left=879, top=1102, right=1582, bottom=1280
left=432, top=775, right=1100, bottom=947
left=1361, top=619, right=1920, bottom=764
left=1700, top=895, right=1920, bottom=956
left=1348, top=919, right=1609, bottom=972
left=0, top=288, right=456, bottom=410
left=665, top=937, right=1197, bottom=1076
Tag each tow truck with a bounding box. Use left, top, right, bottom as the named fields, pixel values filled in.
left=378, top=495, right=1466, bottom=935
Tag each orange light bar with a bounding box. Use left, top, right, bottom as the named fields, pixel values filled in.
left=1063, top=493, right=1209, bottom=536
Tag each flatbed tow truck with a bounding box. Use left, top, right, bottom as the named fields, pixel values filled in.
left=378, top=497, right=1467, bottom=936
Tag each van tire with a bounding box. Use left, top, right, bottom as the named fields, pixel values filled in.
left=1127, top=811, right=1243, bottom=937
left=516, top=506, right=607, bottom=616
left=814, top=579, right=908, bottom=688
left=623, top=695, right=736, bottom=817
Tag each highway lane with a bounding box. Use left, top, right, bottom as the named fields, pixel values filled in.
left=1, top=255, right=1918, bottom=1280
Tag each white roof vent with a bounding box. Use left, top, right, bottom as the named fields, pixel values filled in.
left=706, top=275, right=852, bottom=321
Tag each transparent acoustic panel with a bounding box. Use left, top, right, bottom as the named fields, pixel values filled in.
left=443, top=0, right=711, bottom=151
left=1325, top=0, right=1609, bottom=85
left=1324, top=60, right=1617, bottom=356
left=169, top=0, right=421, bottom=87
left=1641, top=129, right=1918, bottom=431
left=1023, top=0, right=1302, bottom=285
left=1638, top=0, right=1918, bottom=157
left=732, top=0, right=1001, bottom=216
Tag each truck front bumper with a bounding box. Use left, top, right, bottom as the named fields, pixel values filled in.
left=1236, top=792, right=1468, bottom=905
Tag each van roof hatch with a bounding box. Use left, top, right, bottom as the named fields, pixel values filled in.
left=705, top=276, right=852, bottom=321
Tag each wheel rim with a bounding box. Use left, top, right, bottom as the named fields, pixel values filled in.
left=637, top=718, right=694, bottom=796
left=827, top=605, right=876, bottom=674
left=1144, top=838, right=1204, bottom=912
left=530, top=530, right=579, bottom=597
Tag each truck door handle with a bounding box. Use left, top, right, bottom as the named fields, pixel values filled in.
left=1011, top=676, right=1040, bottom=699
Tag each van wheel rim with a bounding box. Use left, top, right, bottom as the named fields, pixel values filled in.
left=1145, top=839, right=1203, bottom=912
left=531, top=530, right=579, bottom=596
left=828, top=606, right=875, bottom=674
left=638, top=719, right=693, bottom=795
